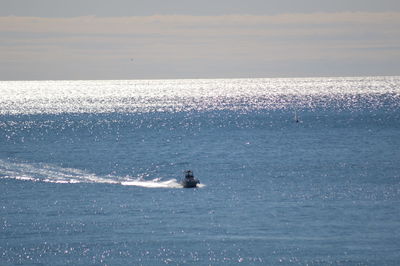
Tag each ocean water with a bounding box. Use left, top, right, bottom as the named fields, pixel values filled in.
left=1, top=77, right=400, bottom=265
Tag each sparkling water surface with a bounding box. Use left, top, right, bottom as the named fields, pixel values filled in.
left=1, top=77, right=400, bottom=265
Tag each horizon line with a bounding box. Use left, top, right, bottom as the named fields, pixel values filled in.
left=1, top=74, right=399, bottom=82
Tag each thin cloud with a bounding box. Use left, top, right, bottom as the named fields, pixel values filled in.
left=1, top=12, right=400, bottom=34
left=0, top=12, right=399, bottom=79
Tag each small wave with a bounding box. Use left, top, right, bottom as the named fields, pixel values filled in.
left=0, top=159, right=189, bottom=189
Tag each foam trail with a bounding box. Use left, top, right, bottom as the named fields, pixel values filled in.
left=121, top=178, right=182, bottom=188
left=0, top=159, right=186, bottom=188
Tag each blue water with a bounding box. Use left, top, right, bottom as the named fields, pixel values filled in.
left=1, top=77, right=400, bottom=265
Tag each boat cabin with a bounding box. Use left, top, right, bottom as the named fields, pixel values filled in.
left=185, top=170, right=194, bottom=179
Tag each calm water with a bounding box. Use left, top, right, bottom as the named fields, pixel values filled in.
left=1, top=77, right=400, bottom=265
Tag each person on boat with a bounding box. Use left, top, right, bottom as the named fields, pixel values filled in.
left=185, top=170, right=194, bottom=179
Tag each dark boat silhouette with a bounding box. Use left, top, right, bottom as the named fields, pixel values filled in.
left=181, top=170, right=200, bottom=188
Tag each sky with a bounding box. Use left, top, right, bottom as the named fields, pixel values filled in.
left=1, top=0, right=400, bottom=80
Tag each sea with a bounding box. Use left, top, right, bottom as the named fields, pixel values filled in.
left=1, top=76, right=400, bottom=265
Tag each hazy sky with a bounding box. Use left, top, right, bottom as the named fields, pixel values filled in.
left=1, top=0, right=400, bottom=80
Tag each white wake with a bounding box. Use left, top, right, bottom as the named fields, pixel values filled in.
left=0, top=159, right=185, bottom=189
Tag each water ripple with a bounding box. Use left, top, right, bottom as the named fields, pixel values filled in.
left=1, top=77, right=399, bottom=115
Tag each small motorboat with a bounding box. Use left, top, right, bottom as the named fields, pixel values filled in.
left=181, top=170, right=200, bottom=188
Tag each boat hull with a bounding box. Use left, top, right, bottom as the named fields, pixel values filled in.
left=181, top=178, right=200, bottom=188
